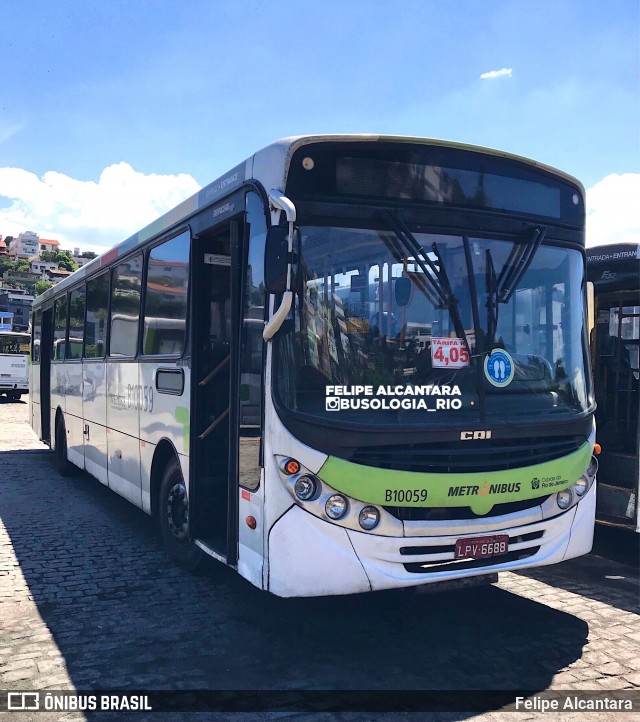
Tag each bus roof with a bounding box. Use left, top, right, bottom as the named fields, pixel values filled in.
left=33, top=134, right=585, bottom=307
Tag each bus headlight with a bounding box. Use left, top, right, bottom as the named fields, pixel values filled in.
left=573, top=476, right=588, bottom=497
left=325, top=495, right=348, bottom=520
left=358, top=506, right=380, bottom=530
left=294, top=475, right=318, bottom=501
left=557, top=489, right=573, bottom=510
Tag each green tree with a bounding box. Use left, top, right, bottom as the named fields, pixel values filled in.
left=35, top=280, right=53, bottom=296
left=13, top=259, right=31, bottom=273
left=54, top=250, right=78, bottom=272
left=81, top=251, right=97, bottom=260
left=40, top=250, right=56, bottom=262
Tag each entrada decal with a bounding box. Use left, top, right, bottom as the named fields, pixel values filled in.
left=325, top=384, right=462, bottom=412
left=448, top=482, right=521, bottom=497
left=484, top=349, right=515, bottom=387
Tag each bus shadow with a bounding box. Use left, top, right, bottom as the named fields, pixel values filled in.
left=0, top=449, right=589, bottom=721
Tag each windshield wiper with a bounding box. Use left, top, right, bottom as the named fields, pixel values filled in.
left=486, top=248, right=499, bottom=347
left=497, top=225, right=546, bottom=303
left=384, top=211, right=469, bottom=345
left=485, top=225, right=546, bottom=349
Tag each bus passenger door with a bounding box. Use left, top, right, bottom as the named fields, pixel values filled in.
left=190, top=219, right=240, bottom=561
left=39, top=307, right=53, bottom=443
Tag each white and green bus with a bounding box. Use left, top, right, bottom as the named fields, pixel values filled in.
left=29, top=135, right=597, bottom=596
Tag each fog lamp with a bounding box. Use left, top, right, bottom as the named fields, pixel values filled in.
left=325, top=494, right=348, bottom=519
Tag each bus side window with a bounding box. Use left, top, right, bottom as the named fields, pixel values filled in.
left=32, top=310, right=42, bottom=363
left=109, top=255, right=143, bottom=357
left=68, top=287, right=86, bottom=360
left=52, top=295, right=68, bottom=361
left=142, top=230, right=189, bottom=356
left=85, top=272, right=110, bottom=359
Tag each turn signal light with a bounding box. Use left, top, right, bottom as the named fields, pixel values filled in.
left=284, top=458, right=301, bottom=475
left=593, top=443, right=602, bottom=455
left=246, top=516, right=257, bottom=529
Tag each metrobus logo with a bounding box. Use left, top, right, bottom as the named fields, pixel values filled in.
left=448, top=482, right=521, bottom=497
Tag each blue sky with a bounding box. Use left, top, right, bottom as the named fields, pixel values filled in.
left=1, top=0, right=638, bottom=250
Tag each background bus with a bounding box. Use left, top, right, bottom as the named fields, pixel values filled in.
left=0, top=330, right=30, bottom=401
left=30, top=135, right=597, bottom=597
left=587, top=243, right=639, bottom=532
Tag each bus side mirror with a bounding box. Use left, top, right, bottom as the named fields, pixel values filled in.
left=395, top=276, right=412, bottom=307
left=264, top=226, right=300, bottom=294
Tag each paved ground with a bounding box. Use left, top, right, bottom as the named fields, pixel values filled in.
left=0, top=398, right=638, bottom=721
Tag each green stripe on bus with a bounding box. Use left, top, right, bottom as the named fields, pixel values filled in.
left=318, top=443, right=591, bottom=516
left=175, top=406, right=190, bottom=454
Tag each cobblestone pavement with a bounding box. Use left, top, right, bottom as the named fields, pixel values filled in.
left=0, top=398, right=638, bottom=721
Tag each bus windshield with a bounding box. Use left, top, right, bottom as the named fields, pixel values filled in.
left=274, top=222, right=589, bottom=427
left=0, top=334, right=31, bottom=354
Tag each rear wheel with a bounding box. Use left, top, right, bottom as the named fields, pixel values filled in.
left=54, top=416, right=73, bottom=476
left=159, top=458, right=204, bottom=572
left=8, top=391, right=21, bottom=402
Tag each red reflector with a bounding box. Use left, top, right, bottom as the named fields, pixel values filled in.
left=246, top=516, right=257, bottom=529
left=241, top=490, right=250, bottom=501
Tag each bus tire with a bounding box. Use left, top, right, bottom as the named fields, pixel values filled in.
left=8, top=391, right=21, bottom=401
left=159, top=458, right=204, bottom=572
left=54, top=416, right=73, bottom=477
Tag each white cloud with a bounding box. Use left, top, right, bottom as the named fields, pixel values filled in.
left=1, top=163, right=636, bottom=255
left=0, top=163, right=201, bottom=252
left=586, top=173, right=640, bottom=248
left=480, top=68, right=513, bottom=80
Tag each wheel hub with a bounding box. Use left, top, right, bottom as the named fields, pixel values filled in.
left=166, top=483, right=189, bottom=541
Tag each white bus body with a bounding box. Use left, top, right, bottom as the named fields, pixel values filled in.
left=30, top=136, right=597, bottom=596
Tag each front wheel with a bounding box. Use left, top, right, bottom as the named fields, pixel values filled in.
left=159, top=458, right=204, bottom=572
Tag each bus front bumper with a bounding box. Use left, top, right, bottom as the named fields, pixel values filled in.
left=267, top=487, right=595, bottom=597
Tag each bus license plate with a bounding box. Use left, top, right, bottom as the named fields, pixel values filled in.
left=455, top=534, right=509, bottom=560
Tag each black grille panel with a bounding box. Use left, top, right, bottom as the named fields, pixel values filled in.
left=349, top=435, right=585, bottom=474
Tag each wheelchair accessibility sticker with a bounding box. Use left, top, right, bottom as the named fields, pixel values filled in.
left=484, top=349, right=514, bottom=387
